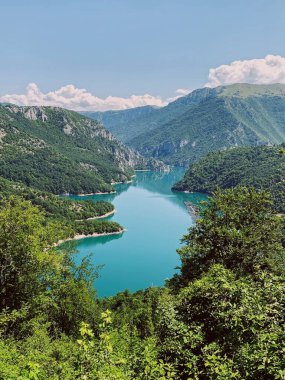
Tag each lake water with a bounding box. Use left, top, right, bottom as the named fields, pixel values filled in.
left=68, top=169, right=207, bottom=297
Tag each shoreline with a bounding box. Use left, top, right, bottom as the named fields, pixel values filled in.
left=60, top=191, right=116, bottom=196
left=184, top=201, right=200, bottom=219
left=111, top=180, right=133, bottom=185
left=76, top=191, right=116, bottom=196
left=76, top=209, right=117, bottom=221
left=54, top=228, right=126, bottom=247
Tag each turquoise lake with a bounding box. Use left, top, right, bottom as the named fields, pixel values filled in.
left=68, top=169, right=207, bottom=297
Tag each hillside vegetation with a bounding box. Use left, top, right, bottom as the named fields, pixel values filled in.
left=0, top=175, right=123, bottom=240
left=0, top=104, right=165, bottom=194
left=173, top=145, right=285, bottom=212
left=1, top=187, right=285, bottom=378
left=89, top=84, right=285, bottom=166
left=84, top=88, right=211, bottom=144
left=83, top=106, right=159, bottom=142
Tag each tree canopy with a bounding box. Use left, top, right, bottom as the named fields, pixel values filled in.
left=1, top=187, right=285, bottom=379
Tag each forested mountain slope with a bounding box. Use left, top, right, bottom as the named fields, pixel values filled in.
left=130, top=84, right=285, bottom=165
left=86, top=84, right=285, bottom=166
left=83, top=87, right=211, bottom=143
left=0, top=104, right=165, bottom=194
left=173, top=145, right=285, bottom=212
left=82, top=106, right=159, bottom=142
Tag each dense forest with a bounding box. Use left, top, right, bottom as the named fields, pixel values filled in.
left=1, top=187, right=285, bottom=379
left=0, top=175, right=123, bottom=242
left=0, top=105, right=166, bottom=194
left=173, top=144, right=285, bottom=213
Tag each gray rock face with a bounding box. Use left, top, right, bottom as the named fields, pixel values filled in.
left=4, top=104, right=169, bottom=175
left=180, top=139, right=189, bottom=148
left=63, top=124, right=73, bottom=135
left=7, top=105, right=48, bottom=122
left=82, top=118, right=169, bottom=172
left=0, top=128, right=6, bottom=142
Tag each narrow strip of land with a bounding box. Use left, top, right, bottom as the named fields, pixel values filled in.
left=76, top=191, right=116, bottom=195
left=54, top=228, right=126, bottom=247
left=76, top=209, right=117, bottom=221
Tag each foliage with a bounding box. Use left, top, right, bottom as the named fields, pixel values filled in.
left=72, top=219, right=123, bottom=236
left=159, top=265, right=285, bottom=379
left=0, top=175, right=114, bottom=219
left=1, top=187, right=285, bottom=379
left=0, top=196, right=67, bottom=311
left=0, top=104, right=138, bottom=194
left=171, top=187, right=285, bottom=286
left=0, top=177, right=122, bottom=241
left=173, top=144, right=285, bottom=212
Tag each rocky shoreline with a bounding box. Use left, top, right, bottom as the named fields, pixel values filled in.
left=184, top=201, right=200, bottom=219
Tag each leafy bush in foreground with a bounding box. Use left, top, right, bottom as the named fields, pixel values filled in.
left=1, top=188, right=285, bottom=379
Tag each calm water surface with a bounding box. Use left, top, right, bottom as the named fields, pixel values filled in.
left=68, top=169, right=206, bottom=297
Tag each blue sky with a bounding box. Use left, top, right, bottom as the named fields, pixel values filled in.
left=1, top=0, right=285, bottom=110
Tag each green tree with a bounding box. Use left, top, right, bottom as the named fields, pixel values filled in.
left=0, top=196, right=66, bottom=311
left=45, top=255, right=100, bottom=335
left=172, top=265, right=285, bottom=379
left=172, top=187, right=285, bottom=287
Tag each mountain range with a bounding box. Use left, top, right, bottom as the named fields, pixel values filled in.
left=85, top=84, right=285, bottom=166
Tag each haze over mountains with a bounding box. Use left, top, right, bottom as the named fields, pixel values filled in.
left=85, top=83, right=285, bottom=166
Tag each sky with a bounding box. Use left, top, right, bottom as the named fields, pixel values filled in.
left=1, top=0, right=285, bottom=111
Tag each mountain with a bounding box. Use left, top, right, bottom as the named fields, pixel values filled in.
left=0, top=104, right=165, bottom=194
left=172, top=144, right=285, bottom=212
left=86, top=84, right=285, bottom=166
left=82, top=106, right=159, bottom=142
left=82, top=89, right=208, bottom=143
left=130, top=84, right=285, bottom=166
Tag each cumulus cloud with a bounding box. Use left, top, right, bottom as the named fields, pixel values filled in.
left=175, top=88, right=191, bottom=95
left=166, top=88, right=191, bottom=103
left=205, top=54, right=285, bottom=88
left=6, top=54, right=285, bottom=112
left=0, top=83, right=187, bottom=111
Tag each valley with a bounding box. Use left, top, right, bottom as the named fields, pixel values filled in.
left=2, top=2, right=285, bottom=377
left=1, top=83, right=285, bottom=379
left=87, top=83, right=285, bottom=166
left=65, top=168, right=207, bottom=297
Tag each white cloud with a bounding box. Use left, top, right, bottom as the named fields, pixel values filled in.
left=6, top=54, right=285, bottom=112
left=175, top=88, right=190, bottom=95
left=165, top=88, right=192, bottom=103
left=0, top=83, right=186, bottom=111
left=205, top=54, right=285, bottom=88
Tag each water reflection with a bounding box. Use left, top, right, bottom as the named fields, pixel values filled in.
left=68, top=168, right=207, bottom=233
left=133, top=169, right=207, bottom=212
left=68, top=181, right=132, bottom=203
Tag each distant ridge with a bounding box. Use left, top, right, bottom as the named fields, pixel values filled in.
left=86, top=83, right=285, bottom=166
